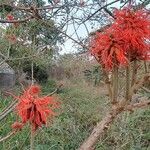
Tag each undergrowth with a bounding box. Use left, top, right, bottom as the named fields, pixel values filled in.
left=0, top=79, right=149, bottom=150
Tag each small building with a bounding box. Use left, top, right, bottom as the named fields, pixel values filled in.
left=0, top=60, right=15, bottom=90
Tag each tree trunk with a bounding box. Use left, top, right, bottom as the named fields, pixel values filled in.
left=78, top=109, right=121, bottom=150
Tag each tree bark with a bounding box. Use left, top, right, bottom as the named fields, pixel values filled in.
left=78, top=109, right=121, bottom=150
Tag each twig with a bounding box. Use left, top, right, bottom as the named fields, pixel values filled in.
left=0, top=100, right=17, bottom=116
left=0, top=101, right=18, bottom=121
left=46, top=84, right=63, bottom=96
left=0, top=3, right=89, bottom=11
left=31, top=62, right=34, bottom=85
left=133, top=0, right=150, bottom=10
left=144, top=61, right=148, bottom=73
left=0, top=131, right=16, bottom=143
left=103, top=8, right=115, bottom=19
left=82, top=0, right=120, bottom=23
left=40, top=20, right=88, bottom=50
left=141, top=87, right=150, bottom=93
left=30, top=123, right=34, bottom=150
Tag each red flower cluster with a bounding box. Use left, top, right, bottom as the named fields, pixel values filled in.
left=6, top=14, right=14, bottom=20
left=113, top=8, right=150, bottom=60
left=90, top=8, right=150, bottom=70
left=12, top=85, right=59, bottom=131
left=6, top=14, right=19, bottom=27
left=90, top=30, right=128, bottom=69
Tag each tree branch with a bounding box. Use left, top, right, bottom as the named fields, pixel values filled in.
left=0, top=101, right=17, bottom=121
left=0, top=16, right=33, bottom=23
left=103, top=8, right=115, bottom=19
left=82, top=0, right=120, bottom=23
left=133, top=0, right=150, bottom=10
left=78, top=97, right=150, bottom=150
left=40, top=19, right=88, bottom=50
left=78, top=108, right=122, bottom=150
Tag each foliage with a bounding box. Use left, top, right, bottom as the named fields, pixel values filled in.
left=83, top=65, right=103, bottom=86
left=0, top=0, right=63, bottom=73
left=23, top=62, right=49, bottom=83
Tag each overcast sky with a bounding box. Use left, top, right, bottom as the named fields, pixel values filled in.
left=59, top=0, right=120, bottom=54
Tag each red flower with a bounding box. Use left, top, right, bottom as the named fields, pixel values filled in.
left=112, top=8, right=150, bottom=60
left=90, top=30, right=128, bottom=70
left=13, top=85, right=59, bottom=131
left=90, top=7, right=150, bottom=69
left=12, top=122, right=23, bottom=131
left=6, top=14, right=14, bottom=20
left=6, top=14, right=19, bottom=28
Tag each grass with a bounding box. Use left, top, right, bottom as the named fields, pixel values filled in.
left=0, top=79, right=150, bottom=150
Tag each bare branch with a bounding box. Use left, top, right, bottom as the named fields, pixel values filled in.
left=103, top=8, right=115, bottom=19
left=133, top=0, right=150, bottom=10
left=78, top=97, right=150, bottom=150
left=78, top=108, right=121, bottom=150
left=0, top=101, right=17, bottom=121
left=40, top=19, right=88, bottom=50
left=82, top=0, right=120, bottom=23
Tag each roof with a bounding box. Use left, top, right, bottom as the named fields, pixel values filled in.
left=0, top=58, right=15, bottom=74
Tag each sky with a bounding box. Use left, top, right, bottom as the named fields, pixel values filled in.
left=59, top=0, right=120, bottom=54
